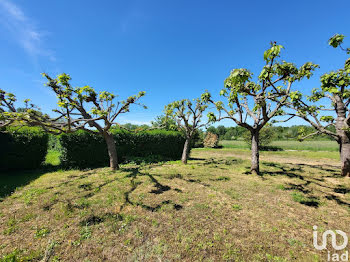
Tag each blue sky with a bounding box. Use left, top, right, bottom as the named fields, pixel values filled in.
left=0, top=0, right=349, bottom=126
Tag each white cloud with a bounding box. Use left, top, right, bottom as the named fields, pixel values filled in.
left=0, top=0, right=55, bottom=61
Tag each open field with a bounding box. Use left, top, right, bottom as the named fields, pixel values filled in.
left=220, top=140, right=339, bottom=152
left=0, top=148, right=348, bottom=261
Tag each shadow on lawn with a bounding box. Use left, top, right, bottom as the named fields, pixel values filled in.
left=121, top=166, right=182, bottom=212
left=258, top=161, right=350, bottom=208
left=196, top=157, right=244, bottom=170
left=0, top=165, right=61, bottom=201
left=260, top=162, right=305, bottom=180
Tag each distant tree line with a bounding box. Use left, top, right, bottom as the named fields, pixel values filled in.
left=205, top=125, right=336, bottom=141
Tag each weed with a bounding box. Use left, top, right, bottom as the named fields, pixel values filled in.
left=265, top=253, right=287, bottom=262
left=22, top=188, right=47, bottom=204
left=4, top=217, right=17, bottom=235
left=80, top=225, right=92, bottom=240
left=34, top=227, right=50, bottom=238
left=276, top=184, right=286, bottom=190
left=232, top=204, right=242, bottom=211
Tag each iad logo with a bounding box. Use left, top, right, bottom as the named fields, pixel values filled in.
left=313, top=226, right=348, bottom=261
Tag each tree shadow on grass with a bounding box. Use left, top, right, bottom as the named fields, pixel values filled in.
left=188, top=157, right=206, bottom=161
left=120, top=167, right=182, bottom=212
left=0, top=166, right=61, bottom=201
left=265, top=162, right=350, bottom=209
left=196, top=158, right=245, bottom=170
left=260, top=146, right=284, bottom=151
left=256, top=162, right=305, bottom=180
left=290, top=163, right=340, bottom=177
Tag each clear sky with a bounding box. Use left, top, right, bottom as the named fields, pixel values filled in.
left=0, top=0, right=349, bottom=126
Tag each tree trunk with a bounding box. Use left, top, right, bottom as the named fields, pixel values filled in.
left=181, top=137, right=191, bottom=164
left=340, top=141, right=350, bottom=176
left=251, top=130, right=260, bottom=175
left=104, top=132, right=119, bottom=170
left=335, top=96, right=350, bottom=176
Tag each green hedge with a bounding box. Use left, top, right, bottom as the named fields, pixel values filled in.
left=0, top=127, right=49, bottom=171
left=59, top=129, right=185, bottom=168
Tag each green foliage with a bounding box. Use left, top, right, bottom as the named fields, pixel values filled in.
left=190, top=129, right=204, bottom=148
left=207, top=125, right=335, bottom=141
left=0, top=126, right=48, bottom=171
left=204, top=41, right=319, bottom=157
left=291, top=34, right=350, bottom=143
left=121, top=123, right=150, bottom=131
left=165, top=98, right=209, bottom=136
left=59, top=129, right=185, bottom=168
left=328, top=34, right=345, bottom=48
left=151, top=115, right=177, bottom=131
left=207, top=125, right=246, bottom=140
left=243, top=125, right=275, bottom=148
left=43, top=73, right=146, bottom=120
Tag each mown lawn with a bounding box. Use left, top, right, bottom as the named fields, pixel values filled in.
left=220, top=140, right=339, bottom=152
left=0, top=148, right=348, bottom=261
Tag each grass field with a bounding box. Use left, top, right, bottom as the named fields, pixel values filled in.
left=220, top=140, right=339, bottom=152
left=0, top=147, right=348, bottom=261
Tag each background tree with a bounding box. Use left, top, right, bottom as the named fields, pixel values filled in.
left=287, top=34, right=350, bottom=176
left=206, top=126, right=219, bottom=136
left=202, top=43, right=318, bottom=175
left=151, top=115, right=177, bottom=131
left=120, top=123, right=150, bottom=131
left=0, top=73, right=146, bottom=170
left=242, top=124, right=275, bottom=148
left=216, top=125, right=227, bottom=138
left=165, top=98, right=209, bottom=164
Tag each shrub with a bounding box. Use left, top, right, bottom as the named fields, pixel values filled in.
left=203, top=132, right=219, bottom=148
left=0, top=126, right=49, bottom=171
left=59, top=129, right=185, bottom=168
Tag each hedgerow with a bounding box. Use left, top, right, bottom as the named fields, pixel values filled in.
left=0, top=126, right=49, bottom=171
left=59, top=129, right=185, bottom=168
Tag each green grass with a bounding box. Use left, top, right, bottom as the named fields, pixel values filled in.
left=0, top=148, right=347, bottom=261
left=196, top=146, right=340, bottom=160
left=220, top=139, right=338, bottom=152
left=45, top=149, right=61, bottom=166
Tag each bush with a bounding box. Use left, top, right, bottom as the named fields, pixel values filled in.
left=59, top=129, right=185, bottom=168
left=203, top=132, right=219, bottom=148
left=0, top=127, right=49, bottom=171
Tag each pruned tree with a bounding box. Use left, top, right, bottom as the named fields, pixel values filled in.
left=165, top=98, right=209, bottom=164
left=0, top=73, right=146, bottom=170
left=202, top=42, right=318, bottom=175
left=286, top=34, right=350, bottom=176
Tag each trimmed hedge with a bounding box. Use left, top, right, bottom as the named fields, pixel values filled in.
left=0, top=127, right=49, bottom=171
left=59, top=129, right=185, bottom=168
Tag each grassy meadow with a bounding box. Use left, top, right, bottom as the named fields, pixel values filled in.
left=0, top=145, right=349, bottom=261
left=220, top=140, right=339, bottom=152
